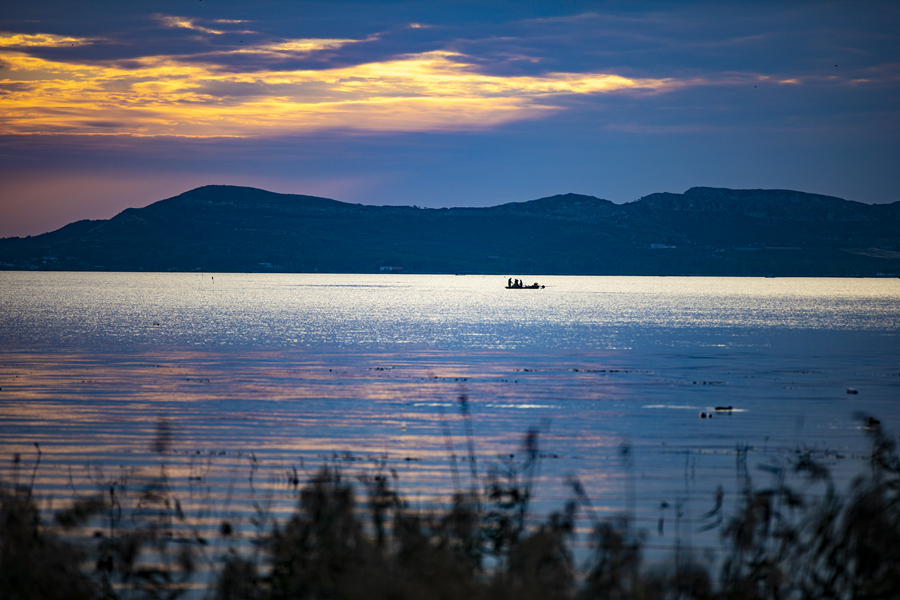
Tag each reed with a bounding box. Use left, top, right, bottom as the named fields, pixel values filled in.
left=2, top=413, right=898, bottom=600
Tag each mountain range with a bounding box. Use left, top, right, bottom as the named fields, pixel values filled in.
left=2, top=185, right=898, bottom=276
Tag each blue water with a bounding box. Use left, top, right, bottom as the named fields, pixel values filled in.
left=1, top=272, right=898, bottom=561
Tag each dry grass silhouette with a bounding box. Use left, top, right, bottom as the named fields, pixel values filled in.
left=2, top=413, right=899, bottom=599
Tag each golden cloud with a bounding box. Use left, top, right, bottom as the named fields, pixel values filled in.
left=0, top=33, right=90, bottom=47
left=266, top=39, right=361, bottom=53
left=0, top=31, right=685, bottom=137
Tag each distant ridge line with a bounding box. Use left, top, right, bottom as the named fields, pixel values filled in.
left=1, top=185, right=897, bottom=276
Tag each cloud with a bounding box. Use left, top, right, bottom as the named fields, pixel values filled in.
left=0, top=33, right=93, bottom=47
left=155, top=15, right=257, bottom=36
left=0, top=81, right=35, bottom=94
left=1, top=3, right=895, bottom=140
left=0, top=31, right=689, bottom=137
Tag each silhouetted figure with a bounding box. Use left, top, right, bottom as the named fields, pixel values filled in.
left=508, top=278, right=512, bottom=288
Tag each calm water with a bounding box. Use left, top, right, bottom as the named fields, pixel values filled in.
left=1, top=272, right=898, bottom=560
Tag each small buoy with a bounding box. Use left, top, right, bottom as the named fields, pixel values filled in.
left=846, top=388, right=858, bottom=394
left=700, top=412, right=707, bottom=419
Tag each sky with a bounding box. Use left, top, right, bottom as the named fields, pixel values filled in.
left=1, top=0, right=898, bottom=237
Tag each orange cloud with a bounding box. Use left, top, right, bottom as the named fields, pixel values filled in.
left=0, top=33, right=91, bottom=47
left=0, top=31, right=686, bottom=137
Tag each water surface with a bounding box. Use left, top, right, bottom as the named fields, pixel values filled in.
left=1, top=273, right=898, bottom=557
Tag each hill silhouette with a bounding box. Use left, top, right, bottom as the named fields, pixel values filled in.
left=1, top=185, right=898, bottom=276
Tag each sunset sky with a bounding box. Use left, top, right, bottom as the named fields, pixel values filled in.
left=1, top=0, right=898, bottom=237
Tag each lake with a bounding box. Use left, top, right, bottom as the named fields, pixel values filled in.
left=1, top=272, right=898, bottom=561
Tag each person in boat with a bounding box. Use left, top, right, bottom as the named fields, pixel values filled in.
left=508, top=277, right=513, bottom=288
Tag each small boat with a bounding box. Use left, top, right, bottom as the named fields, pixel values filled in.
left=506, top=279, right=544, bottom=289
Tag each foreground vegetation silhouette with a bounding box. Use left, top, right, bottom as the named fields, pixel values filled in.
left=1, top=412, right=898, bottom=600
